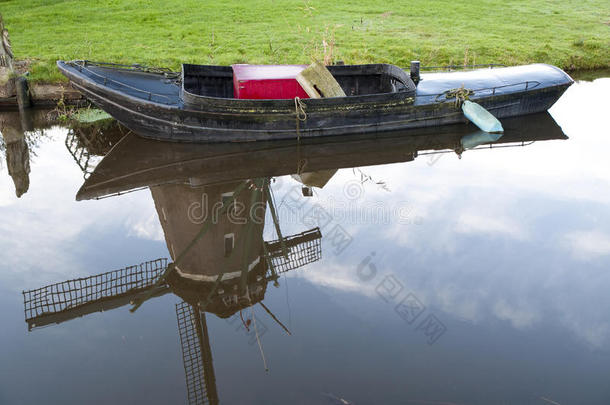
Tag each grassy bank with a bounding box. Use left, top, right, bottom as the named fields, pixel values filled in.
left=2, top=0, right=609, bottom=83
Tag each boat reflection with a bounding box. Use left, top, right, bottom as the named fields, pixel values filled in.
left=75, top=111, right=567, bottom=201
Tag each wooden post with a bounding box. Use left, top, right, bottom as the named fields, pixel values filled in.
left=410, top=60, right=421, bottom=85
left=16, top=76, right=31, bottom=108
left=296, top=60, right=346, bottom=98
left=19, top=104, right=34, bottom=131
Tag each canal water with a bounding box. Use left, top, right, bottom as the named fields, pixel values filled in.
left=1, top=74, right=609, bottom=405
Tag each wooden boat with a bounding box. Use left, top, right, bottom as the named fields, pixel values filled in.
left=57, top=60, right=573, bottom=143
left=75, top=112, right=567, bottom=200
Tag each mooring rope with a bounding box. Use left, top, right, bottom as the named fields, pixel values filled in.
left=294, top=96, right=307, bottom=122
left=296, top=157, right=308, bottom=175
left=294, top=96, right=307, bottom=141
left=435, top=85, right=474, bottom=107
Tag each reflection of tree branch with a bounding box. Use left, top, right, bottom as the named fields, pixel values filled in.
left=63, top=122, right=131, bottom=179
left=0, top=128, right=53, bottom=160
left=352, top=167, right=391, bottom=192
left=24, top=129, right=53, bottom=158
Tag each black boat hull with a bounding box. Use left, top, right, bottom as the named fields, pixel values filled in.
left=58, top=61, right=573, bottom=143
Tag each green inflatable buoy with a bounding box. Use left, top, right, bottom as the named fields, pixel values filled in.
left=462, top=100, right=504, bottom=133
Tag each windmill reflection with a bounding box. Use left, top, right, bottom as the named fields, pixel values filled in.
left=24, top=173, right=321, bottom=405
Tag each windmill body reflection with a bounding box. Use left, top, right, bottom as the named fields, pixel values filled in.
left=154, top=180, right=266, bottom=283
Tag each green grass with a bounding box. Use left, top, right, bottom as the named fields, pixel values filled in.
left=2, top=0, right=609, bottom=83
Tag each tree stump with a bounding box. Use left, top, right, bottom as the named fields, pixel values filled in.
left=0, top=14, right=15, bottom=99
left=0, top=68, right=15, bottom=98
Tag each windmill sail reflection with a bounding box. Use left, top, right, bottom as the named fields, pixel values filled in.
left=23, top=258, right=169, bottom=330
left=176, top=301, right=219, bottom=405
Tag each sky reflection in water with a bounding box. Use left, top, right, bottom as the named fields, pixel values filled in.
left=0, top=77, right=609, bottom=405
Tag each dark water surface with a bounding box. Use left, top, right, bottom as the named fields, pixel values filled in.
left=1, top=76, right=609, bottom=405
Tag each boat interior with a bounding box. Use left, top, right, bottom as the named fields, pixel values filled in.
left=182, top=63, right=416, bottom=99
